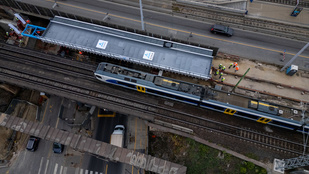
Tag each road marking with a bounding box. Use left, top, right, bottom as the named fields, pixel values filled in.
left=45, top=0, right=309, bottom=59
left=95, top=171, right=98, bottom=174
left=85, top=169, right=88, bottom=174
left=105, top=164, right=108, bottom=174
left=59, top=165, right=63, bottom=174
left=54, top=163, right=58, bottom=174
left=90, top=171, right=93, bottom=174
left=38, top=157, right=44, bottom=174
left=41, top=100, right=49, bottom=123
left=75, top=167, right=79, bottom=174
left=55, top=116, right=60, bottom=128
left=44, top=159, right=49, bottom=174
left=79, top=168, right=83, bottom=174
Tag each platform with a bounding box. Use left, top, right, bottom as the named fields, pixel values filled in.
left=41, top=16, right=213, bottom=79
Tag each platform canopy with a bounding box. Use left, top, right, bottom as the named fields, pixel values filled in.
left=41, top=16, right=213, bottom=79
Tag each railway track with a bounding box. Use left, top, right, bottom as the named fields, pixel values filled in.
left=172, top=2, right=309, bottom=41
left=0, top=43, right=96, bottom=79
left=0, top=44, right=308, bottom=157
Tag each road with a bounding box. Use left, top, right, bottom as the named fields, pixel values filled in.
left=43, top=0, right=309, bottom=70
left=84, top=113, right=127, bottom=173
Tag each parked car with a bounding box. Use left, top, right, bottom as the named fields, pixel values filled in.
left=210, top=24, right=234, bottom=37
left=53, top=142, right=64, bottom=154
left=26, top=136, right=40, bottom=152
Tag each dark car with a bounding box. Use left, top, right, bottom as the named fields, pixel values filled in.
left=26, top=136, right=40, bottom=152
left=210, top=24, right=234, bottom=37
left=53, top=142, right=64, bottom=154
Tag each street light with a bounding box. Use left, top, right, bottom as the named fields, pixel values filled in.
left=139, top=0, right=145, bottom=31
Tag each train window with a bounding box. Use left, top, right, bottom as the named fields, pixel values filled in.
left=224, top=108, right=236, bottom=115
left=257, top=117, right=272, bottom=124
left=95, top=75, right=102, bottom=79
left=131, top=79, right=137, bottom=83
left=124, top=77, right=130, bottom=81
left=136, top=85, right=146, bottom=93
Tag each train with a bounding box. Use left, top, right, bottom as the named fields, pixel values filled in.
left=94, top=62, right=309, bottom=133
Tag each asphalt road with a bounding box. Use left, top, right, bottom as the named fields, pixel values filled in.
left=5, top=95, right=66, bottom=174
left=47, top=0, right=309, bottom=70
left=85, top=113, right=127, bottom=173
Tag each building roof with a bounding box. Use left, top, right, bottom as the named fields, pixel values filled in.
left=41, top=16, right=213, bottom=79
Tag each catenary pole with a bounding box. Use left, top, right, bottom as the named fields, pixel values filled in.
left=230, top=68, right=250, bottom=93
left=139, top=0, right=145, bottom=31
left=280, top=42, right=309, bottom=71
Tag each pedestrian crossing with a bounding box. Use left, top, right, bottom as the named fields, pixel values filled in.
left=38, top=157, right=103, bottom=174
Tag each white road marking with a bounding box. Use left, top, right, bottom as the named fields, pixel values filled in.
left=85, top=170, right=88, bottom=174
left=44, top=159, right=49, bottom=174
left=95, top=172, right=98, bottom=174
left=90, top=171, right=93, bottom=174
left=75, top=167, right=80, bottom=174
left=80, top=168, right=83, bottom=174
left=38, top=157, right=44, bottom=174
left=59, top=165, right=63, bottom=174
left=54, top=163, right=58, bottom=174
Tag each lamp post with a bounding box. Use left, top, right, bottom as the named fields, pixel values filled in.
left=139, top=0, right=145, bottom=31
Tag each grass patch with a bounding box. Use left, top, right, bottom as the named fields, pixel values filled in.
left=149, top=131, right=267, bottom=174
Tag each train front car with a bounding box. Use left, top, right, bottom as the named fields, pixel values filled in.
left=94, top=62, right=110, bottom=82
left=94, top=62, right=203, bottom=105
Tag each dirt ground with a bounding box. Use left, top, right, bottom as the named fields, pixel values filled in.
left=0, top=85, right=40, bottom=161
left=148, top=131, right=267, bottom=174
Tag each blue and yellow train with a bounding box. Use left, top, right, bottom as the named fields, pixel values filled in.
left=94, top=62, right=309, bottom=133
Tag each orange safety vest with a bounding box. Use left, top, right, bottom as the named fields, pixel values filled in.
left=236, top=66, right=239, bottom=71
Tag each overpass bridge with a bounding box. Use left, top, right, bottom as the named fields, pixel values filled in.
left=0, top=113, right=187, bottom=174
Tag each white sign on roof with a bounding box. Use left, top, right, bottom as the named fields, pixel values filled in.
left=143, top=50, right=155, bottom=61
left=96, top=40, right=108, bottom=49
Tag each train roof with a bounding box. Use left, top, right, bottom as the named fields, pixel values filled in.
left=42, top=16, right=213, bottom=79
left=96, top=63, right=204, bottom=96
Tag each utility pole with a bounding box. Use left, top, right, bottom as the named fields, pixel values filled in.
left=139, top=0, right=145, bottom=31
left=280, top=42, right=309, bottom=71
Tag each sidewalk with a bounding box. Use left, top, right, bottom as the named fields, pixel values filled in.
left=246, top=0, right=309, bottom=27
left=212, top=53, right=309, bottom=104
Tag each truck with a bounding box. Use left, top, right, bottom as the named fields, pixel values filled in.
left=110, top=125, right=125, bottom=148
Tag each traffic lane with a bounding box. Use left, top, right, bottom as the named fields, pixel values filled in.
left=73, top=0, right=309, bottom=56
left=46, top=0, right=309, bottom=61
left=7, top=96, right=67, bottom=174
left=59, top=0, right=309, bottom=69
left=87, top=113, right=126, bottom=173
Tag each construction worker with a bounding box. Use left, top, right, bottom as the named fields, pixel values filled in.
left=222, top=66, right=226, bottom=71
left=235, top=66, right=239, bottom=72
left=219, top=64, right=222, bottom=69
left=219, top=72, right=223, bottom=79
left=229, top=63, right=233, bottom=69
left=221, top=77, right=225, bottom=82
left=215, top=70, right=219, bottom=76
left=18, top=39, right=23, bottom=47
left=233, top=62, right=238, bottom=68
